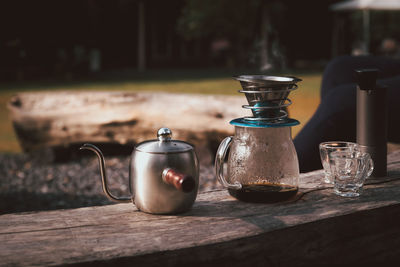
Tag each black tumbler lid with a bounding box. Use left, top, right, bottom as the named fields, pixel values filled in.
left=355, top=69, right=378, bottom=91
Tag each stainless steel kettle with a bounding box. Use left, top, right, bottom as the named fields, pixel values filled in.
left=80, top=127, right=199, bottom=214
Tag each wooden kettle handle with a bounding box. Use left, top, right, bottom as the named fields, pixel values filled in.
left=162, top=169, right=195, bottom=193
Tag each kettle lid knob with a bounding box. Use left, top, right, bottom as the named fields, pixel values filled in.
left=157, top=127, right=172, bottom=142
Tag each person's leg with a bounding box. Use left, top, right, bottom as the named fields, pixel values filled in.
left=294, top=83, right=357, bottom=173
left=295, top=75, right=400, bottom=173
left=382, top=75, right=400, bottom=143
left=321, top=55, right=400, bottom=99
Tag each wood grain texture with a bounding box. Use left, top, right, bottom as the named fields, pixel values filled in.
left=1, top=151, right=400, bottom=266
left=7, top=91, right=248, bottom=153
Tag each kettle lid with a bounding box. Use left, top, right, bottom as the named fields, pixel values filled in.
left=135, top=127, right=194, bottom=154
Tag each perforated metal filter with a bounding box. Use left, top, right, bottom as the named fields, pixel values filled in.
left=233, top=75, right=301, bottom=121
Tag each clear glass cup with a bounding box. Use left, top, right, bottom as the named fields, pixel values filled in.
left=319, top=141, right=358, bottom=183
left=330, top=150, right=374, bottom=197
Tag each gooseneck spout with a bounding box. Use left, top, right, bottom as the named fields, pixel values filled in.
left=80, top=143, right=131, bottom=203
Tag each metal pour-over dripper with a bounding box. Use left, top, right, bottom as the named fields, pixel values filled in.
left=233, top=75, right=301, bottom=121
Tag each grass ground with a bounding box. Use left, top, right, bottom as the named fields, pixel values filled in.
left=0, top=69, right=322, bottom=153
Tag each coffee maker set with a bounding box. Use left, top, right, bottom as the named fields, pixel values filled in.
left=82, top=71, right=385, bottom=214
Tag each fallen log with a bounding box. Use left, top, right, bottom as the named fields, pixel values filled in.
left=8, top=91, right=249, bottom=162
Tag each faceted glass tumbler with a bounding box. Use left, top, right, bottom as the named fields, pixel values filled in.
left=330, top=150, right=374, bottom=197
left=319, top=141, right=358, bottom=184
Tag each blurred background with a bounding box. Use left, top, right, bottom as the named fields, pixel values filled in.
left=1, top=0, right=400, bottom=213
left=1, top=0, right=400, bottom=153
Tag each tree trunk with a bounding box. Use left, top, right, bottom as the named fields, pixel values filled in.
left=260, top=3, right=270, bottom=71
left=138, top=0, right=146, bottom=71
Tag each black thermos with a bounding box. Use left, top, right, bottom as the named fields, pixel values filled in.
left=355, top=69, right=388, bottom=178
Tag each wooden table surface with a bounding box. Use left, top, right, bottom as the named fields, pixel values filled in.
left=1, top=151, right=400, bottom=267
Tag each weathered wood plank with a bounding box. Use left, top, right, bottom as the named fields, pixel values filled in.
left=1, top=151, right=400, bottom=266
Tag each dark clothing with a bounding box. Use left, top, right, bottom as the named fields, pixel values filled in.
left=294, top=55, right=400, bottom=173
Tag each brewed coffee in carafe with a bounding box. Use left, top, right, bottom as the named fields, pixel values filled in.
left=228, top=183, right=298, bottom=203
left=215, top=75, right=301, bottom=203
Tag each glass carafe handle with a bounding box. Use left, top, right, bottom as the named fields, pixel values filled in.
left=215, top=136, right=242, bottom=190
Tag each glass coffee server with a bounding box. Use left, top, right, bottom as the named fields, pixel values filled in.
left=215, top=75, right=301, bottom=203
